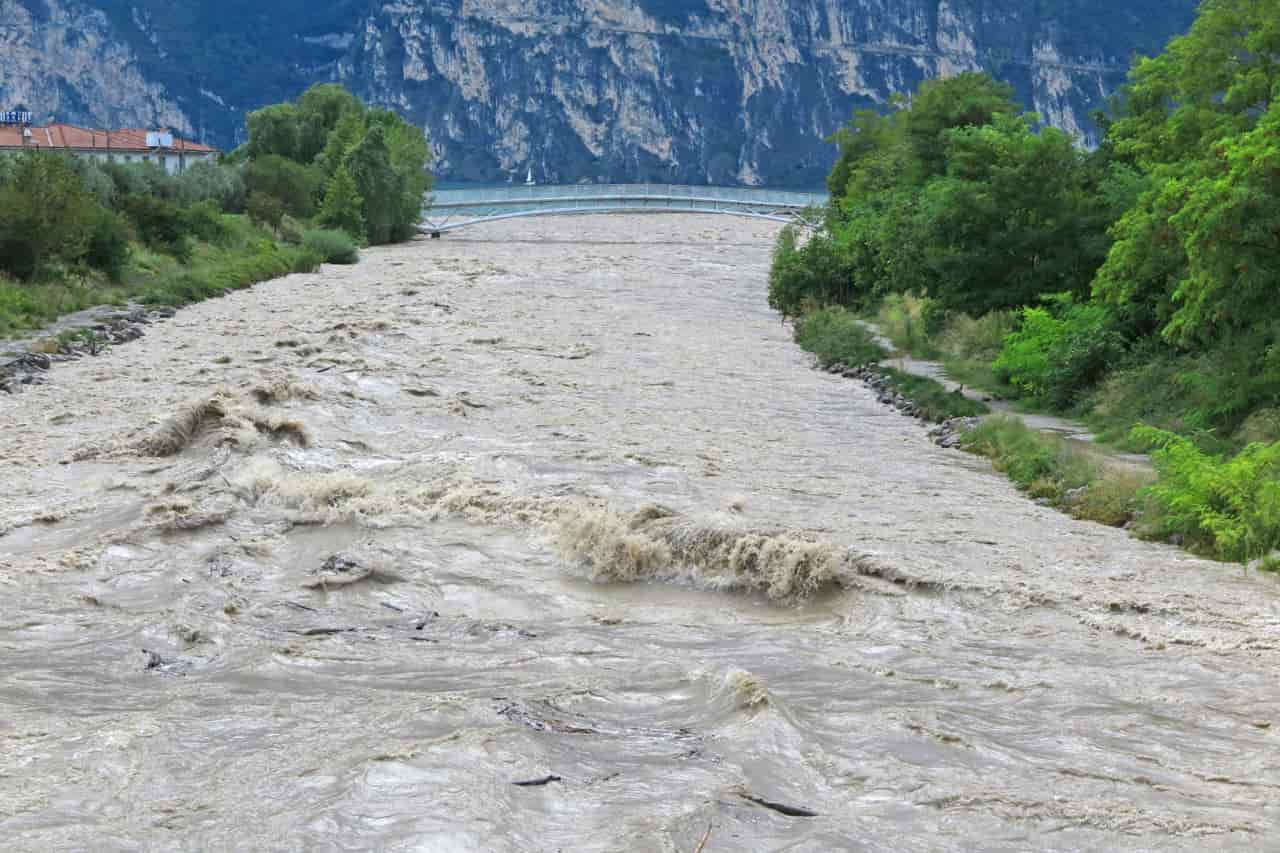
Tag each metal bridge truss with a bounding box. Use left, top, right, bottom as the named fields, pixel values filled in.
left=419, top=184, right=827, bottom=235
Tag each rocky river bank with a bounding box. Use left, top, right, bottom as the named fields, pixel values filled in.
left=0, top=305, right=174, bottom=395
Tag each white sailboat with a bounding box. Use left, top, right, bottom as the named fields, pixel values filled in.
left=524, top=166, right=536, bottom=186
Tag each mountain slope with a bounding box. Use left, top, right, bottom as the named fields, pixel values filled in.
left=1, top=0, right=1199, bottom=186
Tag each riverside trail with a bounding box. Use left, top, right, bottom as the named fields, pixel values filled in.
left=0, top=215, right=1276, bottom=850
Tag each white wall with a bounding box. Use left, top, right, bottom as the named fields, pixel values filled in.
left=0, top=147, right=217, bottom=172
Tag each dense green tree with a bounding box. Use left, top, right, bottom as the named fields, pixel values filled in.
left=317, top=165, right=365, bottom=239
left=315, top=111, right=367, bottom=177
left=1095, top=0, right=1280, bottom=345
left=237, top=86, right=431, bottom=244
left=296, top=84, right=364, bottom=164
left=0, top=152, right=97, bottom=279
left=827, top=109, right=904, bottom=202
left=904, top=72, right=1019, bottom=180
left=920, top=115, right=1097, bottom=314
left=103, top=160, right=179, bottom=202
left=1165, top=102, right=1280, bottom=344
left=373, top=109, right=434, bottom=241
left=244, top=154, right=321, bottom=218
left=246, top=103, right=304, bottom=162
left=345, top=125, right=399, bottom=245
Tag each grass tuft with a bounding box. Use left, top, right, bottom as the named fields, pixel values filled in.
left=793, top=307, right=886, bottom=368
left=959, top=415, right=1146, bottom=527
left=875, top=367, right=988, bottom=421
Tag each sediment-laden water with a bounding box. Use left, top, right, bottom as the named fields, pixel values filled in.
left=0, top=215, right=1276, bottom=851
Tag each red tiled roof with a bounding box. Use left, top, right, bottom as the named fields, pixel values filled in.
left=0, top=123, right=217, bottom=154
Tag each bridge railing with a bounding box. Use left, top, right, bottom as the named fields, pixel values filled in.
left=426, top=183, right=827, bottom=210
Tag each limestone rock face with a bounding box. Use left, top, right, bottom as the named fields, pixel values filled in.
left=0, top=0, right=192, bottom=134
left=3, top=0, right=1197, bottom=186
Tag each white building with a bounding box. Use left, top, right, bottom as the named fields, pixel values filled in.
left=0, top=123, right=219, bottom=173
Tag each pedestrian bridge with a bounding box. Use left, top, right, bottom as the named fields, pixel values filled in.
left=419, top=183, right=826, bottom=235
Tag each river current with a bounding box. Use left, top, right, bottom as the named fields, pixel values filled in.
left=0, top=215, right=1276, bottom=851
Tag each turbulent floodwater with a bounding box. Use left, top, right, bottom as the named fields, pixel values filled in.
left=1, top=215, right=1277, bottom=851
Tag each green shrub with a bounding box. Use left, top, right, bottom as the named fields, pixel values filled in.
left=291, top=248, right=324, bottom=273
left=277, top=215, right=305, bottom=245
left=104, top=161, right=179, bottom=202
left=1084, top=327, right=1280, bottom=456
left=85, top=208, right=132, bottom=280
left=175, top=161, right=246, bottom=211
left=119, top=193, right=191, bottom=260
left=181, top=201, right=232, bottom=245
left=962, top=415, right=1062, bottom=488
left=138, top=236, right=319, bottom=307
left=995, top=299, right=1126, bottom=410
left=69, top=157, right=117, bottom=206
left=1133, top=425, right=1280, bottom=562
left=1235, top=408, right=1280, bottom=447
left=0, top=151, right=97, bottom=279
left=246, top=192, right=285, bottom=232
left=793, top=307, right=886, bottom=368
left=302, top=228, right=359, bottom=264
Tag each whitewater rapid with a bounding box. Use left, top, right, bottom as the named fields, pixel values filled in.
left=0, top=215, right=1276, bottom=851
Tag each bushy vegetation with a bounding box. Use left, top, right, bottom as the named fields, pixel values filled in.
left=302, top=229, right=359, bottom=265
left=1134, top=426, right=1280, bottom=563
left=772, top=0, right=1280, bottom=564
left=791, top=307, right=885, bottom=368
left=961, top=416, right=1146, bottom=527
left=239, top=83, right=432, bottom=246
left=0, top=84, right=430, bottom=337
left=993, top=298, right=1126, bottom=410
left=875, top=294, right=943, bottom=358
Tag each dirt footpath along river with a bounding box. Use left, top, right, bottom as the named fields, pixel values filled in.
left=0, top=215, right=1276, bottom=851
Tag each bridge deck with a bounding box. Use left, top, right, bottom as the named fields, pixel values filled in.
left=420, top=183, right=827, bottom=234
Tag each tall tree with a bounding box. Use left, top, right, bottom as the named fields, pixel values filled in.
left=317, top=164, right=365, bottom=239
left=346, top=125, right=399, bottom=245
left=1095, top=0, right=1280, bottom=345
left=0, top=153, right=96, bottom=279
left=246, top=103, right=303, bottom=162
left=904, top=72, right=1019, bottom=180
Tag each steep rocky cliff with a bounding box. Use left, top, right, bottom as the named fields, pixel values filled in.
left=2, top=0, right=1197, bottom=186
left=0, top=0, right=191, bottom=134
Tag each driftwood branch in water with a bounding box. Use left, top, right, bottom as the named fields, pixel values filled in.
left=512, top=774, right=562, bottom=787
left=738, top=791, right=819, bottom=817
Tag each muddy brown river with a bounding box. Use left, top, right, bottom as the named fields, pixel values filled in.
left=1, top=215, right=1277, bottom=851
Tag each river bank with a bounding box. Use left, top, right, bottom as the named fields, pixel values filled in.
left=1, top=215, right=1276, bottom=850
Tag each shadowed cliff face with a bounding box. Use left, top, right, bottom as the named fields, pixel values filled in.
left=4, top=0, right=1196, bottom=186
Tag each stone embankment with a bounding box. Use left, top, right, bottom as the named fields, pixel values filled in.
left=820, top=360, right=980, bottom=449
left=0, top=306, right=174, bottom=394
